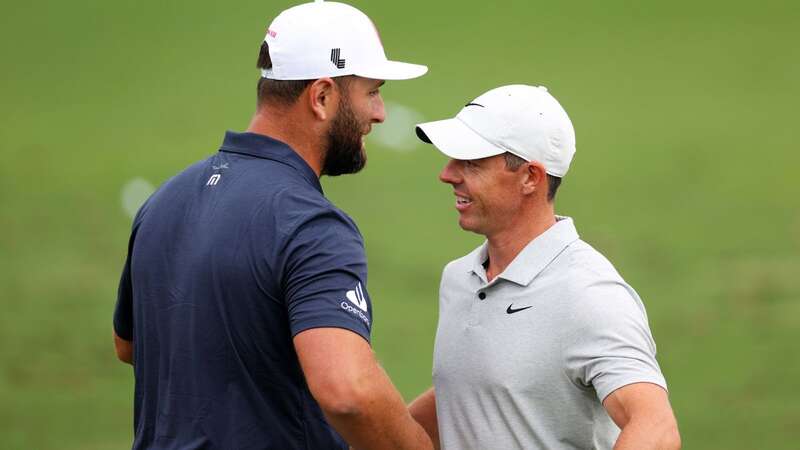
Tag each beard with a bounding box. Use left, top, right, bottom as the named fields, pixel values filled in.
left=321, top=96, right=367, bottom=176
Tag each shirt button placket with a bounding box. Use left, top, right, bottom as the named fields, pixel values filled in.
left=468, top=290, right=486, bottom=326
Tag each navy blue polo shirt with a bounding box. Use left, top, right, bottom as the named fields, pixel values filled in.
left=113, top=131, right=373, bottom=450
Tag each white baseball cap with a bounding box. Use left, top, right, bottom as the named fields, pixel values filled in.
left=416, top=85, right=576, bottom=177
left=262, top=0, right=428, bottom=81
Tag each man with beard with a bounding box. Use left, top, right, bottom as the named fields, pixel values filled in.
left=112, top=2, right=431, bottom=449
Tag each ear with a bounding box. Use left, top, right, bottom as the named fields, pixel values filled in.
left=307, top=77, right=339, bottom=121
left=521, top=161, right=547, bottom=196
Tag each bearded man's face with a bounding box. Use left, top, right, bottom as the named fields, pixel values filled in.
left=321, top=77, right=386, bottom=176
left=322, top=93, right=367, bottom=176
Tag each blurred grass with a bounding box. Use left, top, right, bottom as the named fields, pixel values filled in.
left=1, top=0, right=799, bottom=448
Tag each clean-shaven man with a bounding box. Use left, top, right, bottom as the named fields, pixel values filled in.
left=113, top=2, right=433, bottom=449
left=409, top=85, right=680, bottom=450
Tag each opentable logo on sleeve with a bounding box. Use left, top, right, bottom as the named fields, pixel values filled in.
left=345, top=282, right=367, bottom=311
left=340, top=282, right=370, bottom=326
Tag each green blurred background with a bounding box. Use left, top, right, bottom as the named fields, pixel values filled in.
left=1, top=0, right=798, bottom=448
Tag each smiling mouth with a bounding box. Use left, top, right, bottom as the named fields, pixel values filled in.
left=455, top=194, right=472, bottom=209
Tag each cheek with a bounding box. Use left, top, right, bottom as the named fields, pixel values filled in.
left=353, top=95, right=373, bottom=112
left=481, top=180, right=519, bottom=212
left=352, top=103, right=371, bottom=124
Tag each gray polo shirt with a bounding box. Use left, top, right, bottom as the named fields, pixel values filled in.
left=433, top=217, right=667, bottom=450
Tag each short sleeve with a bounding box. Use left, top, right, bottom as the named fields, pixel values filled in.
left=563, top=280, right=667, bottom=402
left=113, top=251, right=134, bottom=341
left=282, top=208, right=372, bottom=342
left=113, top=200, right=150, bottom=342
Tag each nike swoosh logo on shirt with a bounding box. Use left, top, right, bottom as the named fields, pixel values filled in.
left=506, top=304, right=533, bottom=314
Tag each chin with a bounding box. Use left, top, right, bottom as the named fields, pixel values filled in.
left=458, top=218, right=476, bottom=232
left=459, top=218, right=489, bottom=237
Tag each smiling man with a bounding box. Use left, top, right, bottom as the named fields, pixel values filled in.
left=112, top=2, right=432, bottom=449
left=409, top=85, right=680, bottom=450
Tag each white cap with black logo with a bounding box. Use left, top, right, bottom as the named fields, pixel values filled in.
left=416, top=85, right=576, bottom=177
left=262, top=0, right=428, bottom=81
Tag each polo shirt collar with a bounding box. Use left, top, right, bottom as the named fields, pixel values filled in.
left=469, top=216, right=580, bottom=286
left=219, top=131, right=322, bottom=193
left=468, top=243, right=491, bottom=284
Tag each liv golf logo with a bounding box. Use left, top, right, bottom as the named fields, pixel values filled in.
left=331, top=48, right=346, bottom=69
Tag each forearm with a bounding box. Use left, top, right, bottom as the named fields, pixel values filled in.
left=295, top=328, right=433, bottom=450
left=113, top=331, right=133, bottom=365
left=613, top=418, right=681, bottom=450
left=604, top=383, right=680, bottom=450
left=408, top=388, right=439, bottom=450
left=325, top=364, right=432, bottom=450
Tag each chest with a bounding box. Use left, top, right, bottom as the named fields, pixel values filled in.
left=433, top=279, right=571, bottom=393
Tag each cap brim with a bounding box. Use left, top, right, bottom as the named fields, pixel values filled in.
left=355, top=60, right=428, bottom=80
left=415, top=118, right=505, bottom=160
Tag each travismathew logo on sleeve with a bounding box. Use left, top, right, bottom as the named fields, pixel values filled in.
left=331, top=48, right=346, bottom=69
left=340, top=282, right=370, bottom=325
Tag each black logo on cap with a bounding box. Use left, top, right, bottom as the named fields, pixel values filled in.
left=331, top=48, right=346, bottom=69
left=465, top=102, right=485, bottom=108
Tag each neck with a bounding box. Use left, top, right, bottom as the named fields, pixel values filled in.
left=485, top=205, right=557, bottom=281
left=246, top=105, right=325, bottom=177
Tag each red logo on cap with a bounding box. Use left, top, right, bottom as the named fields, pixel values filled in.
left=266, top=29, right=277, bottom=38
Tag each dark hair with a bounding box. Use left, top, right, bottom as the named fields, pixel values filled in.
left=503, top=152, right=562, bottom=202
left=256, top=41, right=313, bottom=105
left=256, top=41, right=354, bottom=106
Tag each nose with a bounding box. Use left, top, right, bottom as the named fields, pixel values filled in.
left=439, top=159, right=461, bottom=185
left=372, top=94, right=386, bottom=124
